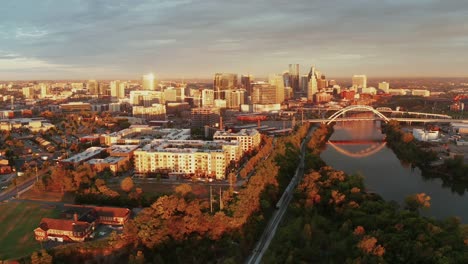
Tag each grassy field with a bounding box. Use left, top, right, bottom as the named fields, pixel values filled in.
left=20, top=189, right=75, bottom=203
left=0, top=201, right=60, bottom=261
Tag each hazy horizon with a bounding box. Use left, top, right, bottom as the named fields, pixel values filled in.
left=3, top=76, right=468, bottom=82
left=1, top=0, right=468, bottom=80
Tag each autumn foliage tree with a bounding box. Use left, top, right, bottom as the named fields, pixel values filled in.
left=120, top=177, right=134, bottom=193
left=116, top=124, right=312, bottom=263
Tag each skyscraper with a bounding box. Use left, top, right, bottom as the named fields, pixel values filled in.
left=307, top=67, right=318, bottom=101
left=202, top=89, right=215, bottom=107
left=352, top=75, right=367, bottom=89
left=87, top=80, right=100, bottom=95
left=300, top=75, right=309, bottom=92
left=268, top=74, right=285, bottom=104
left=39, top=83, right=48, bottom=98
left=22, top=87, right=34, bottom=99
left=110, top=80, right=125, bottom=99
left=142, top=73, right=158, bottom=91
left=282, top=71, right=290, bottom=88
left=251, top=83, right=280, bottom=105
left=288, top=64, right=300, bottom=93
left=240, top=74, right=254, bottom=96
left=213, top=73, right=238, bottom=99
left=225, top=89, right=245, bottom=109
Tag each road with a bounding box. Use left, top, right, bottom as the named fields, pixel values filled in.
left=0, top=175, right=37, bottom=202
left=246, top=128, right=311, bottom=264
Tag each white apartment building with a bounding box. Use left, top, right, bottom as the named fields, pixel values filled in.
left=134, top=139, right=241, bottom=179
left=213, top=128, right=261, bottom=153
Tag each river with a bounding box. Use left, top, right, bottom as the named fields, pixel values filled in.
left=320, top=120, right=468, bottom=223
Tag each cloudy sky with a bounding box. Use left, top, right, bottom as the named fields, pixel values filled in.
left=1, top=0, right=467, bottom=80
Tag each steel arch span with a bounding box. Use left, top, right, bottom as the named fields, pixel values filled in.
left=326, top=105, right=389, bottom=125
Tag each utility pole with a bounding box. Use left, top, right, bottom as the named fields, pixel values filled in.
left=210, top=186, right=213, bottom=213
left=219, top=187, right=223, bottom=210
left=302, top=108, right=305, bottom=124
left=35, top=166, right=38, bottom=182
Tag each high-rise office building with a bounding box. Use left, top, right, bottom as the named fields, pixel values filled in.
left=268, top=74, right=285, bottom=104
left=213, top=73, right=238, bottom=99
left=352, top=75, right=367, bottom=89
left=251, top=83, right=279, bottom=104
left=289, top=64, right=300, bottom=93
left=87, top=80, right=100, bottom=95
left=300, top=75, right=309, bottom=92
left=317, top=78, right=328, bottom=90
left=225, top=89, right=245, bottom=109
left=282, top=71, right=290, bottom=88
left=39, top=83, right=48, bottom=98
left=241, top=74, right=254, bottom=97
left=22, top=87, right=34, bottom=99
left=142, top=73, right=159, bottom=91
left=307, top=66, right=319, bottom=101
left=110, top=80, right=125, bottom=99
left=201, top=89, right=215, bottom=107
left=191, top=107, right=220, bottom=129
left=378, top=82, right=390, bottom=93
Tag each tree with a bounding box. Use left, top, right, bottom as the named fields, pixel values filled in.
left=30, top=250, right=53, bottom=264
left=228, top=172, right=236, bottom=192
left=175, top=184, right=192, bottom=196
left=121, top=176, right=134, bottom=193
left=405, top=193, right=431, bottom=211
left=402, top=132, right=414, bottom=143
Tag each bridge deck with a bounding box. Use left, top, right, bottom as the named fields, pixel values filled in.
left=307, top=117, right=468, bottom=123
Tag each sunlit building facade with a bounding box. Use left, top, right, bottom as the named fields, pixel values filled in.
left=134, top=139, right=241, bottom=179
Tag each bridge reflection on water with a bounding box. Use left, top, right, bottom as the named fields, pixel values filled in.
left=326, top=113, right=387, bottom=158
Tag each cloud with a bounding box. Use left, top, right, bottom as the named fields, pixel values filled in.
left=15, top=27, right=48, bottom=39
left=0, top=56, right=61, bottom=70
left=2, top=0, right=468, bottom=79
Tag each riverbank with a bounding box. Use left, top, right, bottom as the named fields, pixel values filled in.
left=384, top=120, right=468, bottom=193
left=264, top=123, right=468, bottom=263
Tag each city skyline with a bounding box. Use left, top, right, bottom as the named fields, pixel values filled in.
left=1, top=0, right=468, bottom=80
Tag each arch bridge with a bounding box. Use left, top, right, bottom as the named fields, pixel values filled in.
left=326, top=105, right=389, bottom=125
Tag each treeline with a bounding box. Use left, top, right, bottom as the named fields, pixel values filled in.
left=385, top=120, right=468, bottom=194
left=264, top=122, right=468, bottom=263
left=384, top=120, right=438, bottom=168
left=41, top=124, right=312, bottom=263
left=264, top=166, right=468, bottom=263
left=239, top=135, right=274, bottom=178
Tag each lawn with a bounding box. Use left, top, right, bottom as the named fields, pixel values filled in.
left=0, top=201, right=60, bottom=261
left=20, top=189, right=75, bottom=203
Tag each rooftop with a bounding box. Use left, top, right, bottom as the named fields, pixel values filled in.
left=62, top=147, right=105, bottom=163
left=108, top=145, right=139, bottom=154
left=37, top=218, right=90, bottom=233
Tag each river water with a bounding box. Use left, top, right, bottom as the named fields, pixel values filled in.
left=320, top=120, right=468, bottom=223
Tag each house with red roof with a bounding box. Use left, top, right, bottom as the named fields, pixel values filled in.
left=34, top=205, right=130, bottom=242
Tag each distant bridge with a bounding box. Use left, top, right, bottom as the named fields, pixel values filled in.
left=304, top=105, right=468, bottom=125
left=307, top=117, right=466, bottom=124
left=303, top=105, right=453, bottom=120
